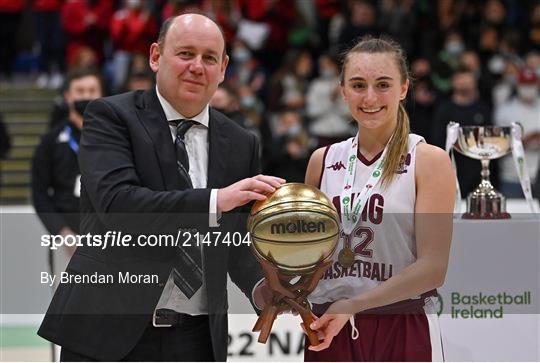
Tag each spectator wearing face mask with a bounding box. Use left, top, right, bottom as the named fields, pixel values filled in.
left=306, top=53, right=355, bottom=147
left=432, top=67, right=494, bottom=196
left=524, top=51, right=540, bottom=79
left=32, top=68, right=104, bottom=275
left=495, top=67, right=540, bottom=197
left=263, top=110, right=315, bottom=183
left=407, top=57, right=438, bottom=143
left=225, top=39, right=268, bottom=101
left=460, top=50, right=497, bottom=109
left=336, top=0, right=379, bottom=53
left=431, top=30, right=466, bottom=96
left=267, top=49, right=313, bottom=114
left=210, top=85, right=260, bottom=140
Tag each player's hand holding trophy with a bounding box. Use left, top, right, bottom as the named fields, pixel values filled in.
left=446, top=122, right=537, bottom=218
left=247, top=183, right=340, bottom=345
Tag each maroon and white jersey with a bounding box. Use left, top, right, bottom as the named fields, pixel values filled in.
left=309, top=134, right=425, bottom=304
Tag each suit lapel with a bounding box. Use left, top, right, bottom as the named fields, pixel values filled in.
left=205, top=110, right=231, bottom=289
left=136, top=89, right=181, bottom=190
left=207, top=109, right=230, bottom=188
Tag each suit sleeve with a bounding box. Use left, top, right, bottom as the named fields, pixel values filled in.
left=31, top=135, right=69, bottom=234
left=227, top=132, right=264, bottom=306
left=0, top=117, right=10, bottom=158
left=79, top=98, right=210, bottom=233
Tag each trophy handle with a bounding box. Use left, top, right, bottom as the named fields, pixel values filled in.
left=259, top=258, right=296, bottom=299
left=252, top=303, right=279, bottom=343
left=252, top=258, right=333, bottom=346
left=283, top=296, right=319, bottom=346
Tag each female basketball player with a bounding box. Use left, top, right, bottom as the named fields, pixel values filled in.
left=303, top=37, right=455, bottom=361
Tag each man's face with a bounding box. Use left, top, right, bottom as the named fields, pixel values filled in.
left=210, top=88, right=231, bottom=112
left=64, top=75, right=102, bottom=129
left=150, top=15, right=229, bottom=117
left=64, top=75, right=102, bottom=104
left=452, top=73, right=477, bottom=100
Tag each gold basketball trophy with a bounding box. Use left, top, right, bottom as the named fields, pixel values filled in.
left=448, top=123, right=513, bottom=218
left=247, top=183, right=340, bottom=346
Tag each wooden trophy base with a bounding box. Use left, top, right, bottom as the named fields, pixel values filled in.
left=252, top=258, right=331, bottom=346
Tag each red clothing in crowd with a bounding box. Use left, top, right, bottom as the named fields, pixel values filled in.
left=239, top=0, right=296, bottom=51
left=209, top=0, right=242, bottom=44
left=110, top=7, right=158, bottom=55
left=160, top=0, right=239, bottom=43
left=315, top=0, right=341, bottom=20
left=0, top=0, right=25, bottom=12
left=61, top=0, right=112, bottom=65
left=33, top=0, right=63, bottom=12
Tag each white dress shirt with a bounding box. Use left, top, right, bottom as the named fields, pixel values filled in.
left=154, top=86, right=219, bottom=315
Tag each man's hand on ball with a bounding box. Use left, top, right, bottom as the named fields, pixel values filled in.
left=217, top=175, right=285, bottom=213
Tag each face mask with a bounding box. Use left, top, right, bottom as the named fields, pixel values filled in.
left=454, top=87, right=475, bottom=99
left=488, top=56, right=506, bottom=74
left=320, top=68, right=336, bottom=78
left=73, top=99, right=91, bottom=117
left=503, top=74, right=517, bottom=85
left=286, top=123, right=302, bottom=138
left=446, top=41, right=464, bottom=56
left=232, top=48, right=251, bottom=63
left=127, top=0, right=142, bottom=9
left=517, top=85, right=539, bottom=101
left=240, top=95, right=256, bottom=108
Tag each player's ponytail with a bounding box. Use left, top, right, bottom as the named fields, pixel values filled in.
left=381, top=103, right=410, bottom=187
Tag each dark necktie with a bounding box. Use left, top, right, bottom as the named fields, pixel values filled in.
left=169, top=119, right=203, bottom=298
left=170, top=119, right=197, bottom=186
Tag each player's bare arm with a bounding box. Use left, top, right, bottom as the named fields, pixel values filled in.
left=345, top=143, right=454, bottom=312
left=305, top=147, right=326, bottom=187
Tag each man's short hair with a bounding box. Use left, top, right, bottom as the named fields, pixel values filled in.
left=452, top=65, right=474, bottom=77
left=64, top=67, right=104, bottom=94
left=157, top=16, right=175, bottom=52
left=157, top=15, right=227, bottom=59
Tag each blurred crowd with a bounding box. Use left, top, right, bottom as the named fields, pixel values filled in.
left=0, top=0, right=539, bottom=198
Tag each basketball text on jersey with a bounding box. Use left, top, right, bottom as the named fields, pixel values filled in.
left=323, top=259, right=393, bottom=281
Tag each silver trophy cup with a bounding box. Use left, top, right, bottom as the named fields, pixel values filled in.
left=452, top=123, right=513, bottom=219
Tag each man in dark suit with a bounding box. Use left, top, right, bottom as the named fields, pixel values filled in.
left=38, top=14, right=283, bottom=361
left=32, top=68, right=104, bottom=269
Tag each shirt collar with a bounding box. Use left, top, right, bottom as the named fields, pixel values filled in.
left=155, top=86, right=209, bottom=127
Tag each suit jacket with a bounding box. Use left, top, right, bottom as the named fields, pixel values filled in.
left=32, top=121, right=81, bottom=235
left=38, top=89, right=263, bottom=361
